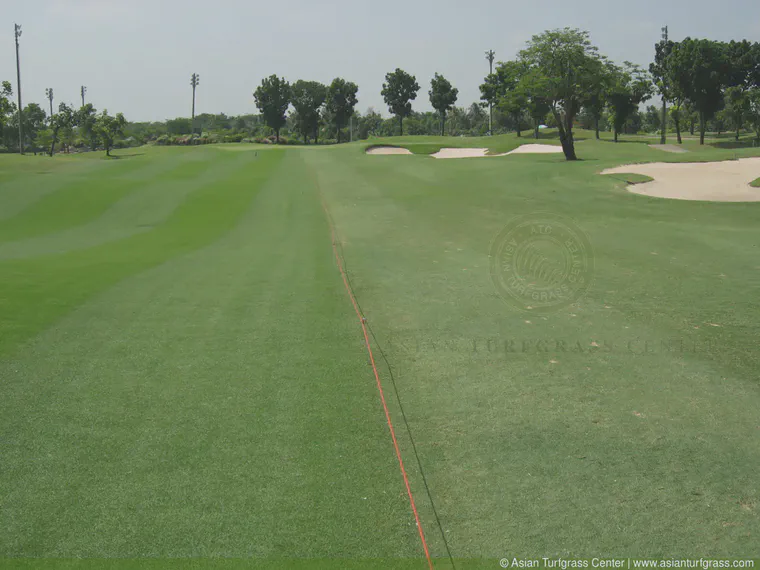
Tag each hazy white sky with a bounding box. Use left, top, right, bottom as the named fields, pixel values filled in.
left=2, top=0, right=759, bottom=122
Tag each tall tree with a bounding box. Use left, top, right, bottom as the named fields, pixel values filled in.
left=253, top=75, right=291, bottom=143
left=724, top=86, right=751, bottom=141
left=325, top=78, right=358, bottom=143
left=0, top=82, right=14, bottom=141
left=381, top=68, right=419, bottom=136
left=48, top=103, right=75, bottom=156
left=481, top=60, right=527, bottom=137
left=429, top=73, right=458, bottom=136
left=650, top=34, right=674, bottom=144
left=517, top=28, right=605, bottom=160
left=291, top=80, right=327, bottom=144
left=747, top=87, right=760, bottom=142
left=668, top=39, right=729, bottom=144
left=94, top=110, right=127, bottom=156
left=607, top=63, right=653, bottom=142
left=77, top=103, right=98, bottom=150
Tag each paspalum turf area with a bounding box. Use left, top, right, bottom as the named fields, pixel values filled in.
left=1, top=133, right=759, bottom=569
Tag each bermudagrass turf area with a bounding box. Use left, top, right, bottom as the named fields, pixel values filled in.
left=1, top=138, right=760, bottom=568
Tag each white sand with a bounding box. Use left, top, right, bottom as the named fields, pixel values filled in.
left=506, top=144, right=564, bottom=154
left=430, top=144, right=563, bottom=159
left=601, top=158, right=760, bottom=202
left=365, top=146, right=413, bottom=155
left=431, top=148, right=490, bottom=159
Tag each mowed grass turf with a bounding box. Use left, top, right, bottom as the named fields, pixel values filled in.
left=1, top=135, right=760, bottom=568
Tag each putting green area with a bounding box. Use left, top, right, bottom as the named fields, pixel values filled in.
left=1, top=135, right=759, bottom=569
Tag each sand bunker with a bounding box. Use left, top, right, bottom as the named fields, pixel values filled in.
left=430, top=144, right=563, bottom=159
left=365, top=146, right=413, bottom=155
left=506, top=144, right=564, bottom=154
left=601, top=157, right=760, bottom=202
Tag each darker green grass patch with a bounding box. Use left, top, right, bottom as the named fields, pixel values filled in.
left=603, top=172, right=654, bottom=185
left=750, top=177, right=760, bottom=188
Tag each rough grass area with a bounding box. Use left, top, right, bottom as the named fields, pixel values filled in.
left=750, top=176, right=760, bottom=187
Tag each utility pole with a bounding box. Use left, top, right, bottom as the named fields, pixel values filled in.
left=81, top=86, right=87, bottom=107
left=14, top=24, right=24, bottom=155
left=660, top=25, right=668, bottom=145
left=46, top=88, right=54, bottom=120
left=190, top=73, right=200, bottom=135
left=485, top=50, right=495, bottom=135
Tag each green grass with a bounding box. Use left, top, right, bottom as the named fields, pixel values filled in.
left=751, top=177, right=760, bottom=188
left=2, top=137, right=760, bottom=568
left=602, top=172, right=655, bottom=185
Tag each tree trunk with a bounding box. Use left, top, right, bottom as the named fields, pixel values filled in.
left=399, top=116, right=403, bottom=137
left=690, top=120, right=695, bottom=135
left=595, top=117, right=600, bottom=139
left=441, top=113, right=445, bottom=137
left=534, top=122, right=539, bottom=139
left=555, top=111, right=577, bottom=161
left=614, top=128, right=618, bottom=142
left=699, top=112, right=706, bottom=145
left=49, top=127, right=59, bottom=157
left=736, top=126, right=740, bottom=142
left=660, top=99, right=667, bottom=144
left=275, top=128, right=280, bottom=144
left=675, top=118, right=682, bottom=144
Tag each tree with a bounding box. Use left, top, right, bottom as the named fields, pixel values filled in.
left=724, top=86, right=751, bottom=141
left=643, top=105, right=662, bottom=133
left=516, top=69, right=552, bottom=138
left=429, top=73, right=458, bottom=136
left=22, top=103, right=47, bottom=151
left=253, top=75, right=291, bottom=143
left=291, top=80, right=327, bottom=144
left=77, top=104, right=98, bottom=150
left=48, top=103, right=75, bottom=156
left=668, top=39, right=728, bottom=144
left=607, top=63, right=653, bottom=142
left=325, top=78, right=358, bottom=143
left=517, top=28, right=606, bottom=160
left=357, top=107, right=383, bottom=139
left=94, top=110, right=127, bottom=156
left=381, top=68, right=419, bottom=136
left=650, top=38, right=675, bottom=144
left=481, top=60, right=526, bottom=136
left=747, top=88, right=760, bottom=142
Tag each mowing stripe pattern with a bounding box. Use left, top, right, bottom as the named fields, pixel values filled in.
left=319, top=193, right=434, bottom=570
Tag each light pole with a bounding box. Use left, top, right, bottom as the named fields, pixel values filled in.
left=191, top=73, right=200, bottom=135
left=660, top=25, right=668, bottom=145
left=81, top=85, right=87, bottom=107
left=46, top=88, right=54, bottom=120
left=14, top=24, right=24, bottom=154
left=485, top=50, right=495, bottom=135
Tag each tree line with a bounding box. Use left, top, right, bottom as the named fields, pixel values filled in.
left=479, top=29, right=760, bottom=160
left=0, top=82, right=127, bottom=156
left=4, top=28, right=759, bottom=160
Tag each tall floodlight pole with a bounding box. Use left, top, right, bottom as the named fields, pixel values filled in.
left=191, top=73, right=200, bottom=135
left=81, top=86, right=87, bottom=107
left=45, top=88, right=54, bottom=120
left=660, top=25, right=668, bottom=145
left=486, top=50, right=495, bottom=135
left=14, top=24, right=24, bottom=154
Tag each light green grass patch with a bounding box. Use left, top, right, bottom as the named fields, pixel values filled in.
left=750, top=176, right=760, bottom=187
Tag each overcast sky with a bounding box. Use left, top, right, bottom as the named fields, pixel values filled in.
left=2, top=0, right=759, bottom=122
